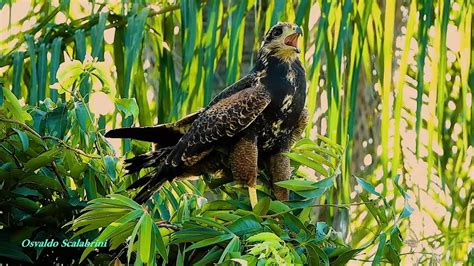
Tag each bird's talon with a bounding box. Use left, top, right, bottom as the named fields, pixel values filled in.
left=248, top=186, right=258, bottom=208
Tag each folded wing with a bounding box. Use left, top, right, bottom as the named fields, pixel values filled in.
left=166, top=85, right=271, bottom=167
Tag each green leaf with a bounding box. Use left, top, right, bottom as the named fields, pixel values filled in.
left=153, top=221, right=168, bottom=262
left=12, top=128, right=29, bottom=151
left=139, top=214, right=152, bottom=263
left=372, top=232, right=386, bottom=266
left=218, top=236, right=240, bottom=263
left=12, top=187, right=41, bottom=197
left=275, top=179, right=317, bottom=191
left=49, top=37, right=62, bottom=101
left=0, top=241, right=33, bottom=263
left=55, top=59, right=83, bottom=93
left=91, top=62, right=115, bottom=96
left=25, top=35, right=38, bottom=105
left=286, top=152, right=329, bottom=176
left=393, top=175, right=414, bottom=219
left=79, top=209, right=143, bottom=262
left=247, top=232, right=281, bottom=243
left=23, top=148, right=62, bottom=172
left=253, top=197, right=270, bottom=216
left=20, top=175, right=62, bottom=191
left=227, top=215, right=262, bottom=236
left=75, top=101, right=91, bottom=131
left=13, top=197, right=40, bottom=212
left=293, top=188, right=326, bottom=199
left=269, top=201, right=291, bottom=213
left=306, top=243, right=329, bottom=266
left=2, top=87, right=32, bottom=122
left=37, top=43, right=47, bottom=101
left=127, top=214, right=145, bottom=264
left=190, top=217, right=233, bottom=234
left=185, top=233, right=234, bottom=252
left=45, top=104, right=68, bottom=138
left=12, top=51, right=24, bottom=98
left=355, top=176, right=381, bottom=197
left=115, top=98, right=139, bottom=119
left=331, top=247, right=365, bottom=266
left=108, top=194, right=143, bottom=210
left=103, top=156, right=117, bottom=182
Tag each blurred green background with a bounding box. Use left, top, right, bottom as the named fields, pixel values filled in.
left=0, top=0, right=472, bottom=264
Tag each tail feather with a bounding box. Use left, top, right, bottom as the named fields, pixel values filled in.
left=105, top=126, right=183, bottom=145
left=131, top=166, right=177, bottom=203
left=106, top=111, right=204, bottom=203
left=124, top=147, right=173, bottom=173
left=123, top=147, right=178, bottom=203
left=104, top=110, right=201, bottom=145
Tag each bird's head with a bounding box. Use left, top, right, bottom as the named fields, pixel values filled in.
left=259, top=22, right=302, bottom=62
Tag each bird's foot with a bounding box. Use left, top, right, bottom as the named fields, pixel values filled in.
left=248, top=186, right=258, bottom=208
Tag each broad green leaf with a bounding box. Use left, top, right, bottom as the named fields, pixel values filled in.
left=247, top=232, right=281, bottom=243
left=139, top=214, right=152, bottom=263
left=227, top=215, right=262, bottom=236
left=253, top=197, right=270, bottom=216
left=2, top=87, right=32, bottom=122
left=45, top=104, right=68, bottom=138
left=12, top=128, right=29, bottom=151
left=23, top=148, right=62, bottom=172
left=103, top=156, right=117, bottom=182
left=75, top=101, right=91, bottom=131
left=269, top=201, right=291, bottom=213
left=91, top=62, right=115, bottom=96
left=20, top=175, right=62, bottom=191
left=55, top=59, right=83, bottom=92
left=115, top=98, right=139, bottom=119
left=13, top=197, right=40, bottom=212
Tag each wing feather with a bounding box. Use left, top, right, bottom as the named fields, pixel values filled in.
left=167, top=85, right=271, bottom=166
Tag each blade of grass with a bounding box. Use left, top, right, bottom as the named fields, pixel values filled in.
left=49, top=37, right=62, bottom=102
left=12, top=51, right=24, bottom=98
left=392, top=0, right=417, bottom=179
left=381, top=0, right=396, bottom=192
left=37, top=43, right=47, bottom=101
left=415, top=0, right=433, bottom=157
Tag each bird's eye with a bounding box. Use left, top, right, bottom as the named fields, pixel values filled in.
left=272, top=28, right=282, bottom=37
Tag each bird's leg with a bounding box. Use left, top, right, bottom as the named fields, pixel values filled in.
left=267, top=108, right=307, bottom=201
left=230, top=133, right=258, bottom=208
left=269, top=153, right=291, bottom=201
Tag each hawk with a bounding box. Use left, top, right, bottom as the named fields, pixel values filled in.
left=105, top=22, right=308, bottom=206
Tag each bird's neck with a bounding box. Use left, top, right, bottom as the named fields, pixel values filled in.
left=255, top=48, right=300, bottom=71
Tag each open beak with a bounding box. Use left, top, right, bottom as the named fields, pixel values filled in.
left=284, top=26, right=302, bottom=53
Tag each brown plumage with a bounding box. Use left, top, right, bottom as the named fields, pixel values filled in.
left=105, top=22, right=308, bottom=205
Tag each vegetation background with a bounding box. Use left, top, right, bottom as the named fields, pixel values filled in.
left=0, top=0, right=472, bottom=265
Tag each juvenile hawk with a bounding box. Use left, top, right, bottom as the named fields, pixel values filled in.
left=106, top=22, right=308, bottom=206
